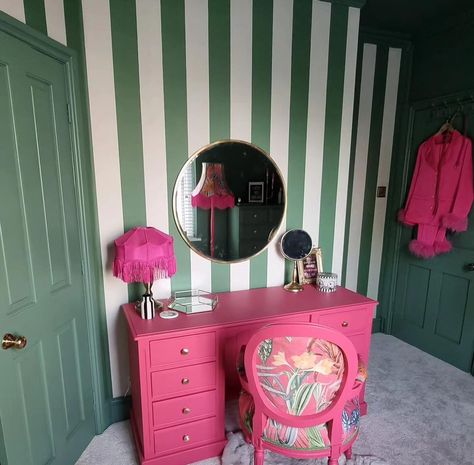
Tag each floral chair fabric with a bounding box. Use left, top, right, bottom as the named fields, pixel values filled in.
left=239, top=391, right=360, bottom=450
left=238, top=336, right=361, bottom=451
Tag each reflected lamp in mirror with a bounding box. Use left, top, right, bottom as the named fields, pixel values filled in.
left=173, top=140, right=286, bottom=263
left=191, top=162, right=235, bottom=258
left=113, top=227, right=177, bottom=319
left=280, top=229, right=313, bottom=292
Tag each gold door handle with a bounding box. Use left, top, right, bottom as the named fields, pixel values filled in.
left=2, top=333, right=27, bottom=350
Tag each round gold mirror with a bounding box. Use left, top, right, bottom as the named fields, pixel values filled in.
left=173, top=140, right=286, bottom=263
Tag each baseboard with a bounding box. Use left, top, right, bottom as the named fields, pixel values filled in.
left=111, top=396, right=131, bottom=423
left=372, top=317, right=383, bottom=333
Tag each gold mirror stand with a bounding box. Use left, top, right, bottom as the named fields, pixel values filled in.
left=284, top=261, right=304, bottom=292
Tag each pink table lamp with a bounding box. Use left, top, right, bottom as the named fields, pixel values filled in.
left=113, top=227, right=177, bottom=319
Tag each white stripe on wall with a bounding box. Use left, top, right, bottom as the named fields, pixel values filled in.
left=266, top=0, right=293, bottom=287
left=81, top=0, right=128, bottom=397
left=185, top=0, right=212, bottom=292
left=367, top=47, right=401, bottom=300
left=136, top=0, right=171, bottom=300
left=303, top=0, right=330, bottom=246
left=0, top=0, right=24, bottom=22
left=229, top=0, right=252, bottom=291
left=44, top=0, right=66, bottom=45
left=332, top=6, right=359, bottom=281
left=345, top=43, right=377, bottom=291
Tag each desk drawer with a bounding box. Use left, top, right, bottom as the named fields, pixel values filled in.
left=149, top=332, right=215, bottom=367
left=152, top=390, right=217, bottom=428
left=154, top=417, right=220, bottom=455
left=240, top=208, right=268, bottom=224
left=317, top=308, right=371, bottom=335
left=151, top=362, right=216, bottom=399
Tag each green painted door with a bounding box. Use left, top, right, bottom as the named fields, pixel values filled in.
left=0, top=30, right=95, bottom=465
left=392, top=104, right=474, bottom=372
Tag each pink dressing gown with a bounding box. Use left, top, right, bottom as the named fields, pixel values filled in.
left=398, top=130, right=473, bottom=258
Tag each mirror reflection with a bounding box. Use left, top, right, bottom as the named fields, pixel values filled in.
left=281, top=229, right=313, bottom=261
left=173, top=140, right=286, bottom=263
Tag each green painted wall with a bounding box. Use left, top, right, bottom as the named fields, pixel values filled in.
left=410, top=15, right=474, bottom=101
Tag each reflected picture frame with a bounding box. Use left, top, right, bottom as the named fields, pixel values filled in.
left=248, top=181, right=264, bottom=203
left=297, top=247, right=323, bottom=285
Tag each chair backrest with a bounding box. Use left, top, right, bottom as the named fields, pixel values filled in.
left=244, top=323, right=358, bottom=429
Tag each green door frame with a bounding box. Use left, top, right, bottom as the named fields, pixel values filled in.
left=0, top=11, right=112, bottom=433
left=378, top=88, right=474, bottom=354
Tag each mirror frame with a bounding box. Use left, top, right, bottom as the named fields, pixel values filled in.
left=172, top=139, right=287, bottom=264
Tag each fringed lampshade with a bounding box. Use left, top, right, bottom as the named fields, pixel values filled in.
left=191, top=162, right=234, bottom=257
left=113, top=227, right=176, bottom=319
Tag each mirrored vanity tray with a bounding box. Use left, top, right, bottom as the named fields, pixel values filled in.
left=168, top=290, right=218, bottom=314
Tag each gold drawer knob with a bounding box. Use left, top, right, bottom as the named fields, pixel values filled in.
left=341, top=321, right=349, bottom=327
left=181, top=348, right=189, bottom=355
left=181, top=377, right=190, bottom=385
left=183, top=434, right=190, bottom=442
left=182, top=407, right=191, bottom=414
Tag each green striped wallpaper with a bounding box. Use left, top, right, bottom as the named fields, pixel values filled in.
left=0, top=0, right=404, bottom=398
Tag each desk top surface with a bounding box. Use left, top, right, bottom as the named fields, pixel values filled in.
left=124, top=285, right=377, bottom=340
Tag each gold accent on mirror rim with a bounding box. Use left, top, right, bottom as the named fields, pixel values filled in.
left=172, top=139, right=287, bottom=264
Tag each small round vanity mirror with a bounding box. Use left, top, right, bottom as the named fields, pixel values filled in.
left=280, top=229, right=312, bottom=292
left=173, top=140, right=286, bottom=263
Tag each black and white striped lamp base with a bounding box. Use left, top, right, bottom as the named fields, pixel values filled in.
left=136, top=282, right=163, bottom=319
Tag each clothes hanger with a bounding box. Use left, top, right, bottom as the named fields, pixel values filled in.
left=435, top=106, right=462, bottom=136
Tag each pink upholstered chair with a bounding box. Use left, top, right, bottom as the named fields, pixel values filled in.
left=237, top=323, right=366, bottom=465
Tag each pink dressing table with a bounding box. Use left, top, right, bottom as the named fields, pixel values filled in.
left=123, top=285, right=377, bottom=465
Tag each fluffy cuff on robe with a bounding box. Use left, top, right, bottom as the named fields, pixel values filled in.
left=434, top=239, right=453, bottom=255
left=409, top=240, right=436, bottom=259
left=442, top=213, right=468, bottom=232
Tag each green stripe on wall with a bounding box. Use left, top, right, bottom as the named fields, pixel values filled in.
left=319, top=3, right=348, bottom=268
left=357, top=45, right=388, bottom=294
left=109, top=0, right=146, bottom=231
left=23, top=0, right=46, bottom=34
left=209, top=0, right=231, bottom=292
left=341, top=37, right=364, bottom=286
left=110, top=0, right=147, bottom=301
left=285, top=0, right=312, bottom=280
left=250, top=0, right=273, bottom=289
left=161, top=0, right=191, bottom=292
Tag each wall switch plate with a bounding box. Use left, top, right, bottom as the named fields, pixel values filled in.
left=377, top=186, right=387, bottom=198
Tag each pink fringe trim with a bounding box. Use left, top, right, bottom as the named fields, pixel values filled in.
left=441, top=213, right=468, bottom=232
left=409, top=240, right=436, bottom=259
left=191, top=193, right=235, bottom=210
left=434, top=240, right=452, bottom=255
left=113, top=257, right=177, bottom=284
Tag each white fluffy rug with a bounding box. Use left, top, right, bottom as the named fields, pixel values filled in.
left=221, top=432, right=388, bottom=465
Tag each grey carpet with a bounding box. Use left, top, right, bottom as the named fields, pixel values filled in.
left=75, top=334, right=474, bottom=465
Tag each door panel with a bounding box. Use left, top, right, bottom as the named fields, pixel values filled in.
left=392, top=103, right=474, bottom=372
left=0, top=62, right=37, bottom=313
left=403, top=264, right=430, bottom=327
left=435, top=272, right=469, bottom=343
left=0, top=30, right=95, bottom=465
